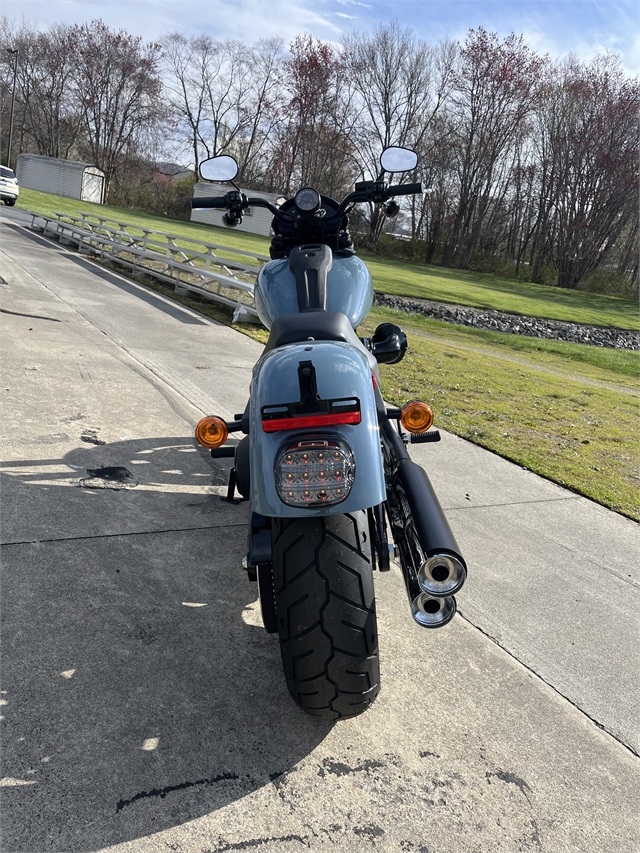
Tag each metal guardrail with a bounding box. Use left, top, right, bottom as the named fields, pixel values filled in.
left=26, top=209, right=267, bottom=322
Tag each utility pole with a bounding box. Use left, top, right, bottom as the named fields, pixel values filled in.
left=6, top=47, right=18, bottom=170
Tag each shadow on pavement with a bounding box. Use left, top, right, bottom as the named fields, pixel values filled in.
left=1, top=437, right=331, bottom=851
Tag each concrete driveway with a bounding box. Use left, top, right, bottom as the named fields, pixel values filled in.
left=1, top=215, right=638, bottom=853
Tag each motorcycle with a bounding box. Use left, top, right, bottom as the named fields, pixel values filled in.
left=192, top=147, right=467, bottom=721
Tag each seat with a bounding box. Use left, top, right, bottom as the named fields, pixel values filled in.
left=263, top=310, right=379, bottom=377
left=264, top=310, right=362, bottom=353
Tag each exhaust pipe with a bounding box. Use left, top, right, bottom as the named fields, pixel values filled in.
left=418, top=553, right=466, bottom=597
left=411, top=593, right=457, bottom=628
left=386, top=457, right=467, bottom=628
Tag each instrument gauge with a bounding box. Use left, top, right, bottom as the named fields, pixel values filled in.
left=294, top=187, right=321, bottom=213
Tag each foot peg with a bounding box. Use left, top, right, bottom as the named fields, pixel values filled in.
left=210, top=446, right=235, bottom=458
left=410, top=430, right=440, bottom=443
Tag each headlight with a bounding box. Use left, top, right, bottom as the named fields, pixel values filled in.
left=275, top=437, right=355, bottom=507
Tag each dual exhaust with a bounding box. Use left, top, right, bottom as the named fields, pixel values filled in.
left=386, top=457, right=467, bottom=629
left=412, top=552, right=466, bottom=628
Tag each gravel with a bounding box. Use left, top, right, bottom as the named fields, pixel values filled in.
left=373, top=293, right=639, bottom=350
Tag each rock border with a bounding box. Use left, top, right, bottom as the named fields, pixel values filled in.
left=373, top=293, right=639, bottom=350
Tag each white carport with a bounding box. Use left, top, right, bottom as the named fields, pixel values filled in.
left=16, top=154, right=105, bottom=203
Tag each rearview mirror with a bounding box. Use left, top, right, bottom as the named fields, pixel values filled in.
left=380, top=147, right=418, bottom=173
left=199, top=155, right=239, bottom=182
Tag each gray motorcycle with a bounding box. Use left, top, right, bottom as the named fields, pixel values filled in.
left=193, top=147, right=467, bottom=721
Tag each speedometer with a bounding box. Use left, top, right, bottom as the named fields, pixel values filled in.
left=294, top=187, right=321, bottom=213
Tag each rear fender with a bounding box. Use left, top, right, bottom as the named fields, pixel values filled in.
left=250, top=341, right=385, bottom=517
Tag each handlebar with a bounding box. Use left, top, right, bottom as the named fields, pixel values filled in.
left=192, top=194, right=280, bottom=216
left=387, top=182, right=423, bottom=197
left=192, top=196, right=229, bottom=209
left=245, top=198, right=280, bottom=216
left=192, top=182, right=423, bottom=221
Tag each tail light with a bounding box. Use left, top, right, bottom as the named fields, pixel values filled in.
left=275, top=437, right=355, bottom=507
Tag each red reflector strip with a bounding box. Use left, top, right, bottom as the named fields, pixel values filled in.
left=262, top=411, right=361, bottom=433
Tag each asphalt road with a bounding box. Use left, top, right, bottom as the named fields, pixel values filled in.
left=1, top=212, right=638, bottom=853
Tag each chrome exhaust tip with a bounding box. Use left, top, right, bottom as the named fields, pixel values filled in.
left=418, top=553, right=466, bottom=597
left=411, top=593, right=457, bottom=628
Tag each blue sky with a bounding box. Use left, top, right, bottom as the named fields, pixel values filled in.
left=4, top=0, right=639, bottom=75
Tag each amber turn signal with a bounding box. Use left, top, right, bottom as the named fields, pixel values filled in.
left=195, top=416, right=229, bottom=448
left=401, top=400, right=434, bottom=433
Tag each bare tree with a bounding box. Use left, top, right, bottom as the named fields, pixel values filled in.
left=0, top=16, right=34, bottom=163
left=162, top=34, right=283, bottom=179
left=3, top=12, right=636, bottom=290
left=263, top=34, right=358, bottom=198
left=345, top=22, right=455, bottom=248
left=161, top=32, right=209, bottom=173
left=199, top=39, right=254, bottom=158
left=234, top=38, right=285, bottom=187
left=0, top=17, right=82, bottom=162
left=71, top=20, right=164, bottom=195
left=19, top=25, right=83, bottom=158
left=531, top=54, right=639, bottom=289
left=441, top=28, right=544, bottom=268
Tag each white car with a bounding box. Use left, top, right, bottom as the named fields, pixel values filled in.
left=0, top=166, right=19, bottom=206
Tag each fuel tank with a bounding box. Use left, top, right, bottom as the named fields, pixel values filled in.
left=254, top=254, right=373, bottom=330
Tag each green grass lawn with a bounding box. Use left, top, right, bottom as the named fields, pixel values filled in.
left=18, top=187, right=638, bottom=330
left=362, top=253, right=638, bottom=330
left=362, top=307, right=640, bottom=521
left=371, top=308, right=639, bottom=383
left=18, top=187, right=271, bottom=260
left=382, top=344, right=639, bottom=521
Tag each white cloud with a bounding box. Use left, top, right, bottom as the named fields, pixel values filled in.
left=3, top=0, right=638, bottom=74
left=337, top=0, right=373, bottom=7
left=2, top=0, right=344, bottom=43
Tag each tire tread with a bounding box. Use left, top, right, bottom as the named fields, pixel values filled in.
left=272, top=511, right=380, bottom=721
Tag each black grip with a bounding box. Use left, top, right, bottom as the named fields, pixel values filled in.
left=387, top=182, right=423, bottom=197
left=192, top=196, right=228, bottom=209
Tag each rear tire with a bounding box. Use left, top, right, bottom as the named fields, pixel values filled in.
left=272, top=511, right=380, bottom=721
